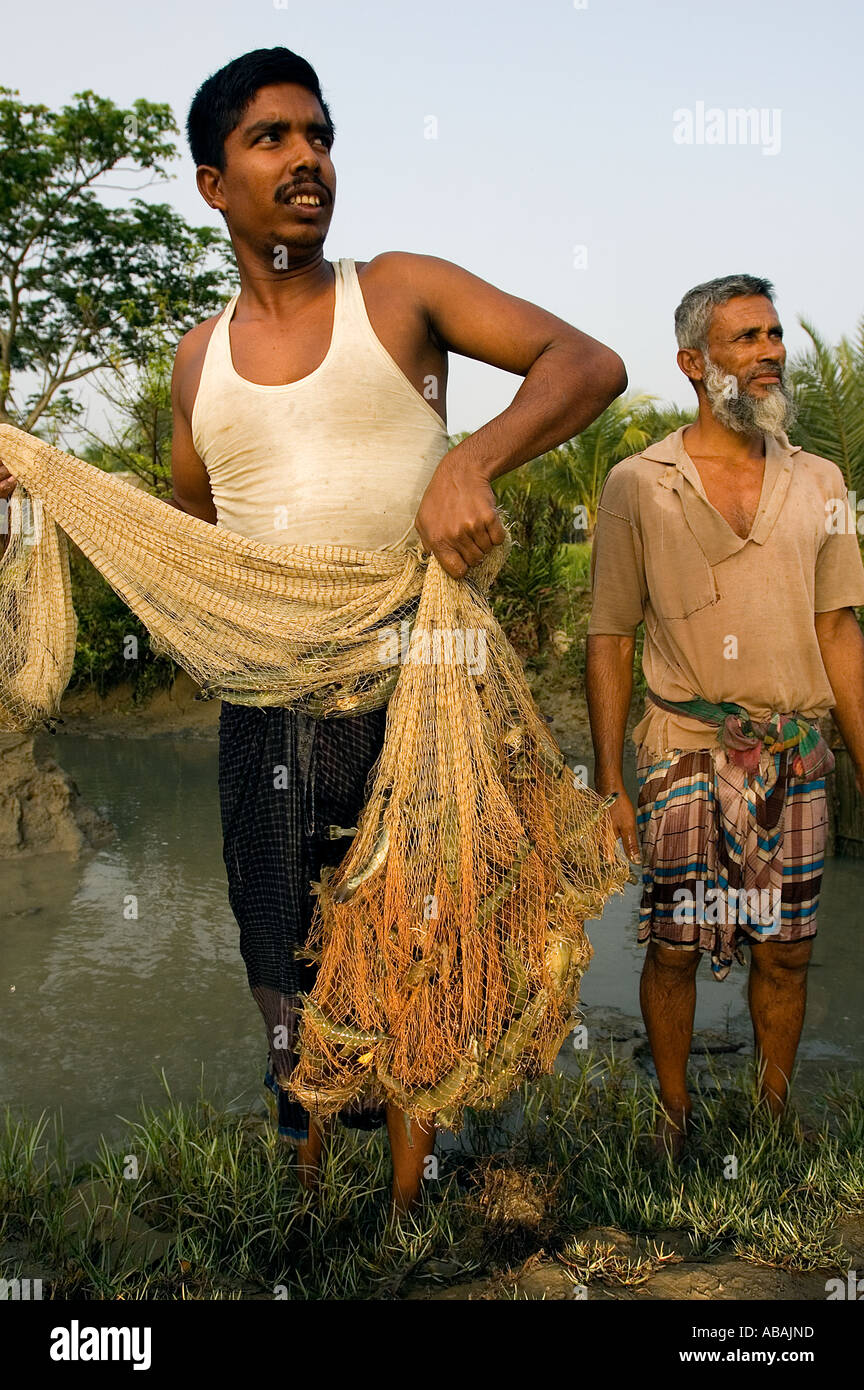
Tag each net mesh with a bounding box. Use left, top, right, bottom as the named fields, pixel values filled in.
left=0, top=423, right=629, bottom=1129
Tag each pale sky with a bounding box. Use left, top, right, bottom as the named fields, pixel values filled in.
left=6, top=0, right=863, bottom=434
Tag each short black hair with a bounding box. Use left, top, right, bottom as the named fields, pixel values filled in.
left=186, top=46, right=335, bottom=170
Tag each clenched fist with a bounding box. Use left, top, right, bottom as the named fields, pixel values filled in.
left=413, top=451, right=507, bottom=580
left=0, top=460, right=18, bottom=499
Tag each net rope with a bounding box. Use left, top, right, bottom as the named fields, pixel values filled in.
left=0, top=423, right=628, bottom=1128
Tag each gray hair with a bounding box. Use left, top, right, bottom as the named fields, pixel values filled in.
left=674, top=274, right=776, bottom=351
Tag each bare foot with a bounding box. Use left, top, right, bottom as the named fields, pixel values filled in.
left=295, top=1121, right=326, bottom=1194
left=383, top=1193, right=425, bottom=1239
left=296, top=1158, right=321, bottom=1195
left=754, top=1083, right=787, bottom=1123
left=388, top=1189, right=422, bottom=1221
left=653, top=1104, right=691, bottom=1161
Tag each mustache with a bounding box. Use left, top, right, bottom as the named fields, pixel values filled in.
left=274, top=181, right=329, bottom=204
left=744, top=363, right=786, bottom=384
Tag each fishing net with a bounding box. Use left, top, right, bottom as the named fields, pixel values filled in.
left=0, top=423, right=628, bottom=1129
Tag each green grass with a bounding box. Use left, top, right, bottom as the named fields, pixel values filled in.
left=1, top=1059, right=861, bottom=1300
left=557, top=541, right=592, bottom=590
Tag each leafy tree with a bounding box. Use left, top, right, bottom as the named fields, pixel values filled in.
left=0, top=86, right=233, bottom=432
left=77, top=346, right=174, bottom=495
left=0, top=85, right=235, bottom=698
left=489, top=488, right=570, bottom=656
left=493, top=395, right=695, bottom=538
left=631, top=399, right=695, bottom=446
left=789, top=317, right=864, bottom=492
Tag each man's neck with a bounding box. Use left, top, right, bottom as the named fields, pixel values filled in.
left=230, top=243, right=333, bottom=317
left=683, top=407, right=765, bottom=468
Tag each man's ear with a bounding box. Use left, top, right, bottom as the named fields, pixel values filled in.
left=196, top=165, right=226, bottom=214
left=677, top=346, right=704, bottom=385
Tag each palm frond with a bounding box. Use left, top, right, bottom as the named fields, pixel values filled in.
left=789, top=316, right=864, bottom=490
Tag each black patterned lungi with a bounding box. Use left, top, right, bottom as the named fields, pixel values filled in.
left=217, top=699, right=389, bottom=1142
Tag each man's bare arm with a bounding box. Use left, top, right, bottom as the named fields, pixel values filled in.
left=585, top=633, right=641, bottom=861
left=169, top=332, right=218, bottom=524
left=815, top=607, right=864, bottom=795
left=0, top=333, right=216, bottom=539
left=412, top=254, right=626, bottom=474
left=398, top=254, right=627, bottom=577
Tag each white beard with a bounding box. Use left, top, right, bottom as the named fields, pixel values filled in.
left=702, top=354, right=797, bottom=436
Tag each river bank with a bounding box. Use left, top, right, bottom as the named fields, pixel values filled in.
left=54, top=670, right=222, bottom=739
left=2, top=1056, right=862, bottom=1302
left=3, top=686, right=860, bottom=1158
left=51, top=660, right=641, bottom=746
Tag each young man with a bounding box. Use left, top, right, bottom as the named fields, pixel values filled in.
left=586, top=274, right=864, bottom=1157
left=167, top=47, right=625, bottom=1212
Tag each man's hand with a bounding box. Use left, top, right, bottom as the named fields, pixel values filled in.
left=414, top=448, right=507, bottom=578
left=585, top=633, right=641, bottom=862
left=0, top=461, right=18, bottom=553
left=371, top=252, right=625, bottom=578
left=604, top=788, right=642, bottom=864
left=0, top=461, right=18, bottom=500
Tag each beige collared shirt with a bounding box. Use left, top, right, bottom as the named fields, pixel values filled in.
left=588, top=427, right=864, bottom=755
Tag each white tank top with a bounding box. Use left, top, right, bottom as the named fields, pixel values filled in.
left=191, top=258, right=450, bottom=551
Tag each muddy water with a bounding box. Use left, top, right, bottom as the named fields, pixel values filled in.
left=570, top=745, right=863, bottom=1066
left=1, top=731, right=861, bottom=1159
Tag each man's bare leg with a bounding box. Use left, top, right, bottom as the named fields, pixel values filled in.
left=748, top=939, right=812, bottom=1117
left=295, top=1118, right=326, bottom=1192
left=640, top=941, right=701, bottom=1157
left=386, top=1106, right=437, bottom=1216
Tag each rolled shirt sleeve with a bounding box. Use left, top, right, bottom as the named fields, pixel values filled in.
left=588, top=464, right=646, bottom=635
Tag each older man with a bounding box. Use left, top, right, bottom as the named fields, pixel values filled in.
left=586, top=274, right=864, bottom=1155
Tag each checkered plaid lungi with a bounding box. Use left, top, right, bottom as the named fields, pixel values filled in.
left=635, top=743, right=828, bottom=980
left=218, top=699, right=390, bottom=1141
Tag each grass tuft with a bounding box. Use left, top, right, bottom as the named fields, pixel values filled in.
left=1, top=1058, right=861, bottom=1299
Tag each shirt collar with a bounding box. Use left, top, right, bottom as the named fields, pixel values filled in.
left=640, top=426, right=800, bottom=563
